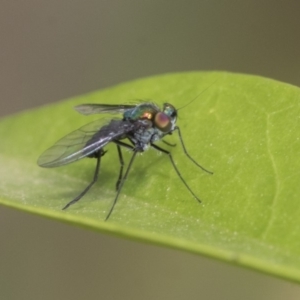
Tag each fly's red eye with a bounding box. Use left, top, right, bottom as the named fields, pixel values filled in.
left=154, top=112, right=172, bottom=132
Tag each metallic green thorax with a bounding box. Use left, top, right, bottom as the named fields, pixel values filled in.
left=123, top=103, right=159, bottom=120
left=123, top=103, right=177, bottom=122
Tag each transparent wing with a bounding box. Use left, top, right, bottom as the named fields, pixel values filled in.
left=74, top=104, right=137, bottom=115
left=38, top=118, right=135, bottom=168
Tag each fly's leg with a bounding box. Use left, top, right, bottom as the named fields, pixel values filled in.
left=174, top=126, right=213, bottom=174
left=62, top=150, right=104, bottom=210
left=162, top=140, right=176, bottom=147
left=113, top=140, right=135, bottom=191
left=115, top=145, right=124, bottom=191
left=151, top=143, right=201, bottom=203
left=105, top=149, right=138, bottom=221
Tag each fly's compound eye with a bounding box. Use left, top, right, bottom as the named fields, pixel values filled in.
left=154, top=112, right=172, bottom=132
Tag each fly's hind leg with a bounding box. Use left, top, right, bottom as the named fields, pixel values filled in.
left=62, top=149, right=106, bottom=210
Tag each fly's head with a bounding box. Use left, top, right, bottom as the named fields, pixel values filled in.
left=155, top=103, right=177, bottom=133
left=132, top=103, right=177, bottom=134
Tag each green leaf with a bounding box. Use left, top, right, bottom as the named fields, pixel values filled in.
left=1, top=71, right=300, bottom=282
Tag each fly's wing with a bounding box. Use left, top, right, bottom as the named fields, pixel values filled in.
left=38, top=118, right=135, bottom=168
left=74, top=104, right=137, bottom=115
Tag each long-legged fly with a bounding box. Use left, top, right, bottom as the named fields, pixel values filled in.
left=38, top=101, right=212, bottom=220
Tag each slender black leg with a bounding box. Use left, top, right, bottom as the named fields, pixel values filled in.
left=162, top=140, right=176, bottom=147
left=151, top=143, right=201, bottom=203
left=115, top=145, right=124, bottom=191
left=113, top=140, right=135, bottom=191
left=174, top=126, right=213, bottom=174
left=105, top=150, right=138, bottom=221
left=62, top=151, right=102, bottom=210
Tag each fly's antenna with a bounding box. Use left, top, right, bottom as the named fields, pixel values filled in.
left=177, top=77, right=219, bottom=111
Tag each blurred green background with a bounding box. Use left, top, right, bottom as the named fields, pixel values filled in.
left=1, top=1, right=300, bottom=299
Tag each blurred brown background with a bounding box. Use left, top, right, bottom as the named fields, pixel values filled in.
left=1, top=1, right=300, bottom=299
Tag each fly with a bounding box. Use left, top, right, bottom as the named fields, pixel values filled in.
left=38, top=101, right=212, bottom=220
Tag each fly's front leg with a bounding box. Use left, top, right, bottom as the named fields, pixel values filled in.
left=151, top=143, right=201, bottom=203
left=162, top=140, right=176, bottom=147
left=174, top=126, right=213, bottom=174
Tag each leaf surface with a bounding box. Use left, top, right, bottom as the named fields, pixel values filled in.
left=1, top=72, right=300, bottom=282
